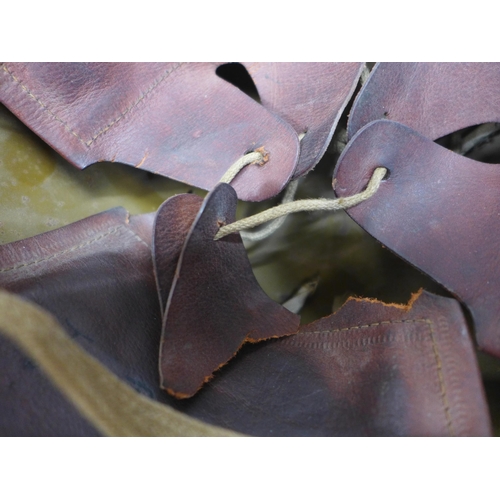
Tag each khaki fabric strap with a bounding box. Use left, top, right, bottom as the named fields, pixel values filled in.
left=0, top=290, right=241, bottom=437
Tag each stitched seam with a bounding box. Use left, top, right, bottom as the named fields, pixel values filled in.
left=0, top=225, right=124, bottom=273
left=122, top=226, right=150, bottom=250
left=2, top=64, right=88, bottom=146
left=426, top=318, right=455, bottom=436
left=85, top=62, right=183, bottom=145
left=123, top=212, right=151, bottom=250
left=284, top=319, right=428, bottom=349
left=1, top=62, right=183, bottom=147
left=432, top=317, right=467, bottom=434
left=290, top=318, right=455, bottom=436
left=297, top=319, right=429, bottom=337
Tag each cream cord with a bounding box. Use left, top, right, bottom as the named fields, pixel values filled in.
left=215, top=167, right=387, bottom=240
left=219, top=151, right=266, bottom=184
left=240, top=179, right=300, bottom=241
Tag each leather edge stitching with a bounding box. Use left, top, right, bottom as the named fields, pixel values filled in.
left=1, top=63, right=88, bottom=146
left=287, top=318, right=455, bottom=436
left=1, top=63, right=184, bottom=148
left=0, top=225, right=124, bottom=273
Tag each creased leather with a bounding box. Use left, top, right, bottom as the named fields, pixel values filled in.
left=334, top=119, right=500, bottom=358
left=0, top=207, right=161, bottom=436
left=159, top=183, right=300, bottom=398
left=245, top=62, right=364, bottom=177
left=0, top=197, right=491, bottom=436
left=171, top=290, right=490, bottom=436
left=0, top=62, right=300, bottom=202
left=348, top=62, right=500, bottom=140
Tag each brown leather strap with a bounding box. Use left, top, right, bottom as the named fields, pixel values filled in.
left=334, top=119, right=500, bottom=358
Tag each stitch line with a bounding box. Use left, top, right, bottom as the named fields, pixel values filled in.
left=426, top=319, right=455, bottom=436
left=2, top=64, right=88, bottom=146
left=0, top=225, right=124, bottom=273
left=1, top=62, right=183, bottom=148
left=298, top=318, right=429, bottom=336
left=122, top=225, right=151, bottom=250
left=86, top=62, right=183, bottom=146
left=288, top=317, right=455, bottom=436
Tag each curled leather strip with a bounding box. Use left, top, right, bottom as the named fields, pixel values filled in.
left=348, top=62, right=500, bottom=140
left=153, top=194, right=204, bottom=314
left=245, top=62, right=364, bottom=177
left=334, top=119, right=500, bottom=358
left=0, top=62, right=300, bottom=202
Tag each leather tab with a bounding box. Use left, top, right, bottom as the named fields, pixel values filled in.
left=334, top=119, right=500, bottom=358
left=348, top=62, right=500, bottom=140
left=159, top=183, right=300, bottom=398
left=0, top=63, right=300, bottom=202
left=245, top=62, right=364, bottom=177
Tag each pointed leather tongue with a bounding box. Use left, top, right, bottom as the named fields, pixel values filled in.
left=159, top=183, right=300, bottom=398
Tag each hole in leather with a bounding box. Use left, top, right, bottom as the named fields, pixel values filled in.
left=216, top=63, right=261, bottom=103
left=435, top=123, right=500, bottom=164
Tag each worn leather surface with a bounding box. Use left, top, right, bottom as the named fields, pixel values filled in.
left=171, top=290, right=491, bottom=436
left=334, top=119, right=500, bottom=358
left=153, top=194, right=203, bottom=314
left=348, top=62, right=500, bottom=140
left=0, top=194, right=491, bottom=435
left=159, top=183, right=300, bottom=398
left=245, top=63, right=364, bottom=177
left=0, top=62, right=300, bottom=202
left=0, top=207, right=161, bottom=436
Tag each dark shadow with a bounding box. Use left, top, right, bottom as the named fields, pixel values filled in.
left=216, top=63, right=261, bottom=103
left=435, top=123, right=500, bottom=164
